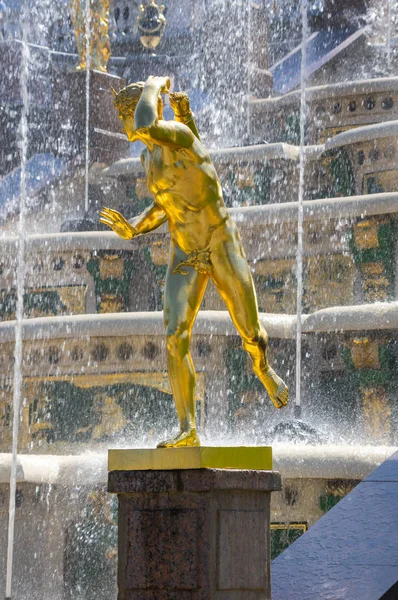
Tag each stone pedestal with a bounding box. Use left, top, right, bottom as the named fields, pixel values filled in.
left=108, top=449, right=281, bottom=600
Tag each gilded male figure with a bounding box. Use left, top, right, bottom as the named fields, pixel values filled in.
left=100, top=76, right=288, bottom=448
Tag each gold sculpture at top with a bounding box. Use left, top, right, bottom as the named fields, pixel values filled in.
left=70, top=0, right=110, bottom=72
left=100, top=76, right=289, bottom=448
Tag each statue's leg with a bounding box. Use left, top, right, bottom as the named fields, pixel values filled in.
left=69, top=0, right=87, bottom=69
left=210, top=220, right=288, bottom=409
left=158, top=242, right=209, bottom=447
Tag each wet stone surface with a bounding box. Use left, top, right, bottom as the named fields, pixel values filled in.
left=272, top=450, right=398, bottom=600
left=109, top=468, right=281, bottom=600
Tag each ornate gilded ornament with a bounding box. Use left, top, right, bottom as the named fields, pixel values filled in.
left=137, top=1, right=167, bottom=50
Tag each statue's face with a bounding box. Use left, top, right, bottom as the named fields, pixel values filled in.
left=120, top=115, right=136, bottom=142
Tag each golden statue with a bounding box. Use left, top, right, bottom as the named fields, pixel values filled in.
left=100, top=76, right=289, bottom=448
left=70, top=0, right=110, bottom=72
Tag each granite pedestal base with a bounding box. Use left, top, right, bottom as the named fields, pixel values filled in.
left=108, top=465, right=281, bottom=600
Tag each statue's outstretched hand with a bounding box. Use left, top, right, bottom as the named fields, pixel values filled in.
left=99, top=207, right=137, bottom=240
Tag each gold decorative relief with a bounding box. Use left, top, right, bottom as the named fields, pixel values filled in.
left=99, top=255, right=124, bottom=280
left=360, top=262, right=385, bottom=276
left=353, top=219, right=380, bottom=249
left=351, top=338, right=380, bottom=370
left=254, top=258, right=296, bottom=314
left=304, top=255, right=355, bottom=311
left=361, top=385, right=391, bottom=442
left=58, top=286, right=87, bottom=314
left=99, top=294, right=124, bottom=313
left=150, top=240, right=169, bottom=265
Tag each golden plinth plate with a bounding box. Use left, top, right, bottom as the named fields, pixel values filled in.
left=108, top=446, right=272, bottom=471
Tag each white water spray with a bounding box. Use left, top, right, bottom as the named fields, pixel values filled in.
left=246, top=1, right=252, bottom=142
left=294, top=0, right=308, bottom=419
left=387, top=0, right=393, bottom=72
left=5, top=4, right=29, bottom=598
left=84, top=0, right=91, bottom=214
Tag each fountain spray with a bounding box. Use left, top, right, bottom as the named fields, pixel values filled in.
left=268, top=0, right=323, bottom=445
left=84, top=0, right=91, bottom=216
left=5, top=1, right=29, bottom=598
left=294, top=0, right=308, bottom=420
left=387, top=0, right=392, bottom=73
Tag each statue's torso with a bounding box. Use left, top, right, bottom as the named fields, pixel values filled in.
left=141, top=140, right=230, bottom=253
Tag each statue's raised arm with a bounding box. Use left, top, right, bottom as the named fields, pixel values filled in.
left=130, top=76, right=196, bottom=150
left=169, top=91, right=201, bottom=141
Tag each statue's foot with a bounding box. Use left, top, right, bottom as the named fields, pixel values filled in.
left=157, top=428, right=200, bottom=448
left=261, top=366, right=289, bottom=409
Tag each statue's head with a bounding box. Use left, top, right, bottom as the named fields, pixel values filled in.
left=112, top=82, right=145, bottom=118
left=112, top=82, right=163, bottom=141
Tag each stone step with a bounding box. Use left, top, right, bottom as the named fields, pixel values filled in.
left=272, top=450, right=398, bottom=600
